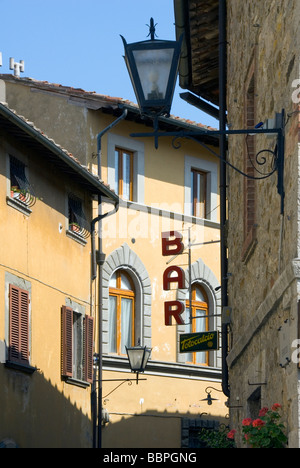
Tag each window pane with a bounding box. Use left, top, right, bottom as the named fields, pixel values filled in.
left=10, top=155, right=26, bottom=190
left=195, top=308, right=207, bottom=364
left=185, top=307, right=193, bottom=362
left=115, top=151, right=119, bottom=195
left=73, top=312, right=83, bottom=380
left=123, top=152, right=131, bottom=200
left=120, top=272, right=133, bottom=291
left=109, top=272, right=117, bottom=288
left=195, top=286, right=206, bottom=303
left=191, top=170, right=206, bottom=218
left=109, top=296, right=117, bottom=353
left=121, top=298, right=133, bottom=354
left=195, top=309, right=206, bottom=333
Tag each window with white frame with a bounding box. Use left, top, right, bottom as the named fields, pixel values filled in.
left=61, top=304, right=94, bottom=384
left=107, top=134, right=145, bottom=204
left=108, top=269, right=135, bottom=355
left=184, top=155, right=218, bottom=222
left=114, top=148, right=134, bottom=201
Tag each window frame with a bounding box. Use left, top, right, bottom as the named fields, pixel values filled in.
left=185, top=284, right=209, bottom=366
left=107, top=133, right=145, bottom=205
left=8, top=284, right=30, bottom=366
left=115, top=147, right=134, bottom=201
left=7, top=154, right=35, bottom=215
left=4, top=276, right=35, bottom=374
left=61, top=305, right=94, bottom=386
left=191, top=168, right=207, bottom=219
left=109, top=270, right=135, bottom=356
left=66, top=193, right=90, bottom=245
left=184, top=155, right=218, bottom=223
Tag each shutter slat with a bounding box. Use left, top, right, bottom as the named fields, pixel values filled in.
left=84, top=315, right=94, bottom=383
left=61, top=306, right=73, bottom=378
left=9, top=284, right=29, bottom=364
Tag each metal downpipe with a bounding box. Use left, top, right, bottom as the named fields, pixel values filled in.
left=219, top=0, right=230, bottom=398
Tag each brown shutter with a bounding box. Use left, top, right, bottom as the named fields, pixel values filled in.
left=61, top=306, right=73, bottom=378
left=9, top=284, right=29, bottom=364
left=84, top=315, right=94, bottom=383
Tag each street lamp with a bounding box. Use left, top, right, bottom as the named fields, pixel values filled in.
left=126, top=345, right=151, bottom=384
left=121, top=18, right=183, bottom=119
left=95, top=344, right=151, bottom=447
left=122, top=13, right=285, bottom=407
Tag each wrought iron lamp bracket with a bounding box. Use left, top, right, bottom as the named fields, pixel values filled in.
left=130, top=109, right=285, bottom=214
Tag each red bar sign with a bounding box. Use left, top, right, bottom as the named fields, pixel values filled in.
left=162, top=231, right=185, bottom=326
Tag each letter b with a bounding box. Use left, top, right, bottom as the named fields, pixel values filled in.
left=162, top=231, right=184, bottom=256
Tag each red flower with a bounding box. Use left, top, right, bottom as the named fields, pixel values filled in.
left=242, top=418, right=252, bottom=426
left=259, top=407, right=269, bottom=417
left=227, top=429, right=236, bottom=440
left=272, top=403, right=282, bottom=411
left=252, top=418, right=265, bottom=428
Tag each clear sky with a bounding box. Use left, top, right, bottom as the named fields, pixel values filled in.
left=0, top=0, right=218, bottom=127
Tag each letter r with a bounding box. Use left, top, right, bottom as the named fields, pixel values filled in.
left=165, top=301, right=185, bottom=326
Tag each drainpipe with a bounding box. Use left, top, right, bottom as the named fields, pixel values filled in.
left=91, top=108, right=127, bottom=449
left=219, top=0, right=230, bottom=398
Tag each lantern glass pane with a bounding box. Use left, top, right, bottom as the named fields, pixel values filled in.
left=126, top=346, right=151, bottom=372
left=142, top=347, right=151, bottom=369
left=127, top=348, right=144, bottom=371
left=133, top=48, right=174, bottom=101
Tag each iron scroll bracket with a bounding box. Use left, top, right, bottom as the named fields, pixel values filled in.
left=130, top=109, right=285, bottom=214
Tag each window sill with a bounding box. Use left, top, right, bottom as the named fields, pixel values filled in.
left=5, top=360, right=37, bottom=374
left=102, top=355, right=222, bottom=381
left=66, top=229, right=87, bottom=246
left=120, top=199, right=220, bottom=229
left=6, top=196, right=32, bottom=216
left=63, top=376, right=90, bottom=388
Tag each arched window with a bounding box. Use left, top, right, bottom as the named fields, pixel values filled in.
left=185, top=284, right=209, bottom=365
left=109, top=270, right=135, bottom=355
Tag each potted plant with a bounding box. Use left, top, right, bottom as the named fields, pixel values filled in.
left=18, top=190, right=27, bottom=202
left=10, top=186, right=20, bottom=198
left=228, top=403, right=288, bottom=448
left=199, top=425, right=236, bottom=448
left=70, top=222, right=81, bottom=233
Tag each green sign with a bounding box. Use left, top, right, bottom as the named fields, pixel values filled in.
left=179, top=331, right=219, bottom=354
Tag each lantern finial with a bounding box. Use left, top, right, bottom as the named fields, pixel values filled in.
left=147, top=18, right=157, bottom=41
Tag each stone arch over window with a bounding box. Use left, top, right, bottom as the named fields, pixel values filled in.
left=177, top=258, right=221, bottom=367
left=102, top=243, right=151, bottom=354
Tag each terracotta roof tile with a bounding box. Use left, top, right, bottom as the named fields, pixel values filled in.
left=0, top=74, right=216, bottom=130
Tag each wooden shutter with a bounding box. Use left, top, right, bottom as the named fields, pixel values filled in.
left=61, top=306, right=73, bottom=378
left=9, top=284, right=29, bottom=364
left=84, top=315, right=94, bottom=383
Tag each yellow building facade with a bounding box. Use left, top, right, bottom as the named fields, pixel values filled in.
left=0, top=75, right=227, bottom=448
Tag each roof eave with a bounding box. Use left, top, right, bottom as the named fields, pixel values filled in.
left=0, top=102, right=119, bottom=203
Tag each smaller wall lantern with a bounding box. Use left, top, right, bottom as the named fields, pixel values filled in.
left=126, top=345, right=151, bottom=383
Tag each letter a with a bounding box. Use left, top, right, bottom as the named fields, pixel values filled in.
left=163, top=266, right=185, bottom=290
left=165, top=301, right=185, bottom=326
left=162, top=231, right=184, bottom=256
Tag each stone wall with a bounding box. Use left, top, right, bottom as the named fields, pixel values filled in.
left=226, top=0, right=300, bottom=447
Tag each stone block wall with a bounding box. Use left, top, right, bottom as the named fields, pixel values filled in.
left=226, top=0, right=300, bottom=447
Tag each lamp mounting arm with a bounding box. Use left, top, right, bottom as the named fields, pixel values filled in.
left=130, top=109, right=285, bottom=214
